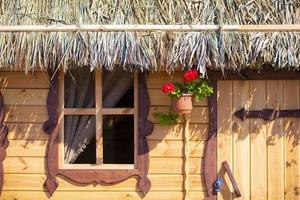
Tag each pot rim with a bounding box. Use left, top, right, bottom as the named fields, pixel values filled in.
left=180, top=93, right=193, bottom=97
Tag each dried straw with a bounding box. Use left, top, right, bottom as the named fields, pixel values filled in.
left=0, top=0, right=299, bottom=72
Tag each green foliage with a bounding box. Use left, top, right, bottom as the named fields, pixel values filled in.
left=153, top=110, right=179, bottom=126
left=168, top=80, right=213, bottom=101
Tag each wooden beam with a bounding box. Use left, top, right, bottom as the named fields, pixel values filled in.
left=0, top=24, right=300, bottom=32
left=207, top=65, right=300, bottom=81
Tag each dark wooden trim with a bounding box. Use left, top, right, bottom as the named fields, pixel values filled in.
left=43, top=70, right=153, bottom=196
left=222, top=161, right=242, bottom=198
left=0, top=91, right=9, bottom=197
left=234, top=107, right=300, bottom=121
left=207, top=65, right=300, bottom=81
left=204, top=80, right=217, bottom=200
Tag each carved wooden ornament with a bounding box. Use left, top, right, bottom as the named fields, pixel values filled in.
left=43, top=70, right=153, bottom=196
left=0, top=91, right=9, bottom=196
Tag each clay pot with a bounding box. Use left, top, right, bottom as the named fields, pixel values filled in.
left=172, top=94, right=193, bottom=114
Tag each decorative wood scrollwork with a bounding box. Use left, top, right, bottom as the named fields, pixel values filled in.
left=0, top=91, right=9, bottom=196
left=234, top=107, right=300, bottom=121
left=43, top=70, right=153, bottom=196
left=204, top=81, right=217, bottom=200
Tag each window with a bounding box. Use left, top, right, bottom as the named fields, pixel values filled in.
left=44, top=67, right=152, bottom=196
left=59, top=67, right=138, bottom=169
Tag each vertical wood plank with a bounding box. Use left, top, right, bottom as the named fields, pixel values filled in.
left=250, top=81, right=267, bottom=200
left=284, top=80, right=300, bottom=200
left=267, top=81, right=284, bottom=200
left=95, top=69, right=102, bottom=164
left=217, top=81, right=233, bottom=200
left=232, top=81, right=250, bottom=200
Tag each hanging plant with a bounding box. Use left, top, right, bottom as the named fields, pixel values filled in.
left=154, top=69, right=213, bottom=125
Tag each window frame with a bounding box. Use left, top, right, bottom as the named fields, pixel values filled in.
left=59, top=69, right=138, bottom=169
left=43, top=68, right=153, bottom=196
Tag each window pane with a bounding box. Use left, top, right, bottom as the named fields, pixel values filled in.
left=64, top=115, right=96, bottom=164
left=103, top=115, right=134, bottom=164
left=102, top=70, right=134, bottom=108
left=65, top=67, right=95, bottom=108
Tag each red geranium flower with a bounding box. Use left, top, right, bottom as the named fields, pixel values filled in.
left=162, top=82, right=175, bottom=93
left=183, top=69, right=198, bottom=82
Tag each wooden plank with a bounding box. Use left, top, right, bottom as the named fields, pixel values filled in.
left=149, top=106, right=209, bottom=124
left=249, top=81, right=267, bottom=200
left=1, top=191, right=206, bottom=200
left=147, top=124, right=208, bottom=141
left=1, top=89, right=48, bottom=106
left=3, top=157, right=203, bottom=175
left=232, top=81, right=250, bottom=200
left=148, top=89, right=208, bottom=106
left=0, top=71, right=49, bottom=89
left=6, top=140, right=205, bottom=158
left=217, top=81, right=233, bottom=200
left=6, top=140, right=47, bottom=157
left=283, top=80, right=300, bottom=200
left=5, top=123, right=48, bottom=140
left=2, top=174, right=205, bottom=191
left=102, top=108, right=134, bottom=115
left=147, top=72, right=181, bottom=89
left=4, top=106, right=48, bottom=123
left=149, top=140, right=205, bottom=158
left=64, top=108, right=96, bottom=115
left=3, top=105, right=208, bottom=124
left=267, top=80, right=284, bottom=200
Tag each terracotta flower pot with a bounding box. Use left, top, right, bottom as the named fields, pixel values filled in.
left=172, top=94, right=193, bottom=114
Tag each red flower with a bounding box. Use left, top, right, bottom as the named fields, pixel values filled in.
left=183, top=69, right=198, bottom=82
left=162, top=83, right=175, bottom=93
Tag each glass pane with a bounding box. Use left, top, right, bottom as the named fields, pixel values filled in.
left=64, top=115, right=96, bottom=164
left=65, top=67, right=95, bottom=108
left=102, top=70, right=134, bottom=108
left=103, top=115, right=134, bottom=164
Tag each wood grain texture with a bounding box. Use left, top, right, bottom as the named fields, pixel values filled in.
left=283, top=81, right=300, bottom=200
left=232, top=81, right=250, bottom=200
left=1, top=191, right=206, bottom=200
left=183, top=113, right=191, bottom=200
left=5, top=123, right=49, bottom=140
left=148, top=106, right=209, bottom=124
left=249, top=81, right=267, bottom=200
left=3, top=157, right=204, bottom=175
left=148, top=124, right=208, bottom=141
left=6, top=139, right=206, bottom=158
left=2, top=174, right=205, bottom=191
left=1, top=89, right=48, bottom=106
left=217, top=81, right=233, bottom=200
left=267, top=81, right=284, bottom=200
left=4, top=106, right=48, bottom=123
left=0, top=71, right=49, bottom=89
left=6, top=123, right=208, bottom=141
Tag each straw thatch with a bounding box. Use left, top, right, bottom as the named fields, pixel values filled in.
left=0, top=0, right=300, bottom=72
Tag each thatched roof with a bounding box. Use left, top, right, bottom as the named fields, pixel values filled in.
left=0, top=0, right=300, bottom=72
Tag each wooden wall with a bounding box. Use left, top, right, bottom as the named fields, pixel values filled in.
left=0, top=71, right=208, bottom=200
left=217, top=80, right=300, bottom=200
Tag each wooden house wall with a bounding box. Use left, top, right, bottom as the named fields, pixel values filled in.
left=217, top=80, right=300, bottom=200
left=0, top=71, right=208, bottom=200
